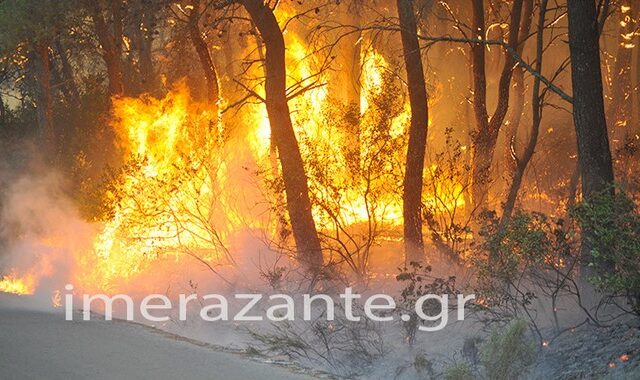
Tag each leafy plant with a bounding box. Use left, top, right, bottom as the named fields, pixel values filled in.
left=295, top=71, right=407, bottom=278
left=474, top=210, right=580, bottom=337
left=573, top=188, right=640, bottom=316
left=413, top=352, right=435, bottom=378
left=249, top=305, right=385, bottom=377
left=444, top=363, right=474, bottom=380
left=480, top=319, right=536, bottom=380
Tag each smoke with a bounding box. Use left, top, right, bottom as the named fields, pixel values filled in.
left=0, top=168, right=96, bottom=306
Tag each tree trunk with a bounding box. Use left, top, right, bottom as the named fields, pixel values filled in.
left=397, top=0, right=429, bottom=264
left=503, top=69, right=525, bottom=174
left=635, top=23, right=640, bottom=136
left=502, top=0, right=534, bottom=174
left=239, top=0, right=323, bottom=271
left=341, top=0, right=363, bottom=109
left=567, top=0, right=615, bottom=270
left=336, top=1, right=362, bottom=159
left=33, top=41, right=55, bottom=153
left=567, top=0, right=615, bottom=198
left=91, top=0, right=125, bottom=96
left=188, top=0, right=220, bottom=108
left=501, top=0, right=548, bottom=225
left=470, top=0, right=523, bottom=207
left=470, top=0, right=490, bottom=206
left=0, top=94, right=5, bottom=125
left=53, top=39, right=80, bottom=104
left=135, top=2, right=156, bottom=94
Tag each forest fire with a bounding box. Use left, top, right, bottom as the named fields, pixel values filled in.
left=69, top=40, right=422, bottom=293
left=78, top=84, right=222, bottom=292
left=0, top=30, right=467, bottom=297
left=0, top=0, right=639, bottom=378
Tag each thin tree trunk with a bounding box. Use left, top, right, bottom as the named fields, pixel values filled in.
left=631, top=29, right=640, bottom=136
left=470, top=0, right=523, bottom=207
left=470, top=0, right=489, bottom=206
left=239, top=0, right=323, bottom=272
left=136, top=3, right=156, bottom=94
left=501, top=0, right=548, bottom=226
left=53, top=39, right=80, bottom=104
left=566, top=163, right=581, bottom=212
left=346, top=1, right=362, bottom=110
left=635, top=25, right=640, bottom=135
left=33, top=42, right=55, bottom=150
left=397, top=0, right=429, bottom=264
left=503, top=0, right=534, bottom=174
left=503, top=70, right=524, bottom=174
left=338, top=1, right=362, bottom=158
left=0, top=94, right=5, bottom=125
left=597, top=0, right=612, bottom=34
left=188, top=0, right=220, bottom=108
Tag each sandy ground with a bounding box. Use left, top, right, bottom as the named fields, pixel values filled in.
left=0, top=305, right=318, bottom=380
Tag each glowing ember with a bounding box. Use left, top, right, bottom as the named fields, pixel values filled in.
left=51, top=290, right=62, bottom=308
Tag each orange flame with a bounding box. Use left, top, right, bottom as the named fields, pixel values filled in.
left=4, top=8, right=471, bottom=298
left=0, top=272, right=36, bottom=295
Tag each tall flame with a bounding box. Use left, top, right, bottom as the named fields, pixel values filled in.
left=1, top=8, right=469, bottom=298
left=76, top=83, right=227, bottom=293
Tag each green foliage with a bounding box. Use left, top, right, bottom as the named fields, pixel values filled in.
left=480, top=320, right=536, bottom=380
left=412, top=353, right=434, bottom=378
left=0, top=0, right=72, bottom=50
left=444, top=363, right=474, bottom=380
left=572, top=189, right=640, bottom=315
left=474, top=210, right=576, bottom=330
left=480, top=210, right=572, bottom=283
left=479, top=211, right=552, bottom=281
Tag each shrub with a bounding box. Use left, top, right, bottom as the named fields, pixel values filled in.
left=423, top=128, right=474, bottom=261
left=444, top=363, right=474, bottom=380
left=249, top=305, right=386, bottom=377
left=474, top=210, right=577, bottom=331
left=396, top=261, right=456, bottom=344
left=263, top=72, right=407, bottom=278
left=480, top=319, right=536, bottom=380
left=412, top=353, right=435, bottom=378
left=572, top=189, right=640, bottom=315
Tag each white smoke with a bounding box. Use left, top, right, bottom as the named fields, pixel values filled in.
left=0, top=170, right=96, bottom=306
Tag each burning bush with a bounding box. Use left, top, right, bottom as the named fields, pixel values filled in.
left=423, top=128, right=473, bottom=261
left=302, top=70, right=407, bottom=278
